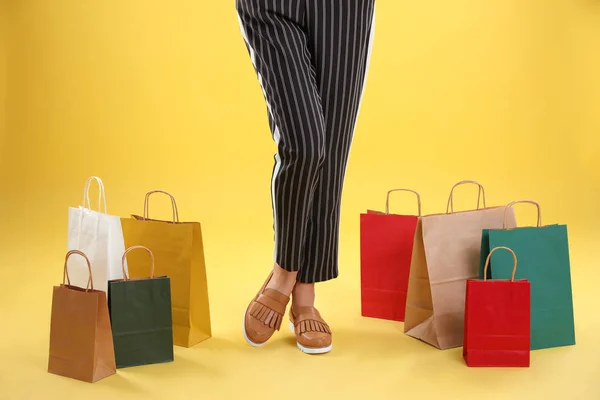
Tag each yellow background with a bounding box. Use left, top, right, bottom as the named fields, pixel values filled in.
left=0, top=0, right=598, bottom=399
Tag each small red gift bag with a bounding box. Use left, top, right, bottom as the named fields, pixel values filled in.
left=360, top=189, right=420, bottom=321
left=463, top=246, right=531, bottom=367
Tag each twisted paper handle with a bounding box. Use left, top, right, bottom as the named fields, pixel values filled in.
left=121, top=246, right=155, bottom=280
left=446, top=180, right=486, bottom=213
left=504, top=200, right=542, bottom=229
left=143, top=190, right=180, bottom=222
left=63, top=250, right=94, bottom=291
left=483, top=246, right=518, bottom=282
left=385, top=189, right=421, bottom=216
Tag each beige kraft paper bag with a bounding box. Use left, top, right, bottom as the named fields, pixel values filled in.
left=404, top=180, right=517, bottom=350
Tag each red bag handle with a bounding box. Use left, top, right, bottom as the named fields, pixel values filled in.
left=504, top=200, right=542, bottom=229
left=121, top=246, right=155, bottom=280
left=385, top=189, right=421, bottom=216
left=483, top=246, right=518, bottom=282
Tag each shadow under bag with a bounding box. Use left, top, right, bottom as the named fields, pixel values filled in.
left=480, top=200, right=575, bottom=350
left=48, top=250, right=116, bottom=383
left=108, top=246, right=174, bottom=368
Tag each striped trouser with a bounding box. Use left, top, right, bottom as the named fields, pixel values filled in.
left=237, top=0, right=375, bottom=283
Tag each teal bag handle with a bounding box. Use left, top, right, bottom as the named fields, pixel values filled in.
left=503, top=200, right=542, bottom=229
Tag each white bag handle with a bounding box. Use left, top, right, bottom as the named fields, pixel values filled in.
left=82, top=176, right=107, bottom=213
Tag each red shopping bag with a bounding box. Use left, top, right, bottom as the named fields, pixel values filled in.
left=360, top=189, right=420, bottom=321
left=464, top=246, right=530, bottom=367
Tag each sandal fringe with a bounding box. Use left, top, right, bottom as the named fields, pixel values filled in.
left=295, top=318, right=331, bottom=335
left=249, top=301, right=283, bottom=330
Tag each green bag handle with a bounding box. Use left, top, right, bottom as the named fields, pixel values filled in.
left=143, top=190, right=180, bottom=223
left=63, top=250, right=94, bottom=291
left=504, top=200, right=542, bottom=229
left=385, top=189, right=422, bottom=216
left=446, top=180, right=486, bottom=213
left=483, top=246, right=518, bottom=282
left=122, top=246, right=155, bottom=280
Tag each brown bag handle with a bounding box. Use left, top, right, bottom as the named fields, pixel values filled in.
left=63, top=250, right=94, bottom=291
left=385, top=189, right=422, bottom=216
left=504, top=200, right=542, bottom=229
left=143, top=190, right=180, bottom=222
left=121, top=246, right=155, bottom=280
left=483, top=246, right=518, bottom=282
left=446, top=180, right=486, bottom=213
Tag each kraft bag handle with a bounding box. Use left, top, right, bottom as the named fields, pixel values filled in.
left=385, top=189, right=422, bottom=216
left=143, top=190, right=180, bottom=222
left=82, top=176, right=107, bottom=213
left=63, top=250, right=94, bottom=291
left=483, top=246, right=518, bottom=282
left=446, top=180, right=486, bottom=213
left=504, top=200, right=542, bottom=229
left=121, top=246, right=155, bottom=280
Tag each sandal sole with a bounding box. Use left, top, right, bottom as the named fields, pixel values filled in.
left=242, top=306, right=266, bottom=347
left=289, top=321, right=332, bottom=354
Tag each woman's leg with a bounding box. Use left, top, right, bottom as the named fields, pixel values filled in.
left=237, top=0, right=325, bottom=278
left=298, top=0, right=376, bottom=286
left=290, top=0, right=376, bottom=354
left=237, top=0, right=326, bottom=345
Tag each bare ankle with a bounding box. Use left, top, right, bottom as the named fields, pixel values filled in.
left=292, top=282, right=316, bottom=309
left=265, top=263, right=297, bottom=295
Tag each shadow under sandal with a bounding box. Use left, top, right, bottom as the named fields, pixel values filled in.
left=243, top=273, right=291, bottom=347
left=289, top=307, right=332, bottom=354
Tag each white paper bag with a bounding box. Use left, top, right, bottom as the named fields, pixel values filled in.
left=67, top=176, right=127, bottom=294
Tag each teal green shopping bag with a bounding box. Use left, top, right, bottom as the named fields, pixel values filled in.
left=480, top=201, right=575, bottom=350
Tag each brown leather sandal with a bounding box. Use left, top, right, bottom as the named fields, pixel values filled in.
left=243, top=273, right=291, bottom=347
left=289, top=307, right=332, bottom=354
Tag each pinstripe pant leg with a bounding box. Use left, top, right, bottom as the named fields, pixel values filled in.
left=237, top=0, right=326, bottom=273
left=237, top=0, right=375, bottom=283
left=300, top=1, right=376, bottom=283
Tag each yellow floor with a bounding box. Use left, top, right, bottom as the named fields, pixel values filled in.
left=0, top=235, right=598, bottom=400
left=1, top=1, right=598, bottom=398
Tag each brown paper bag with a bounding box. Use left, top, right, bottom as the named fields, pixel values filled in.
left=121, top=190, right=212, bottom=348
left=404, top=180, right=517, bottom=350
left=48, top=250, right=116, bottom=382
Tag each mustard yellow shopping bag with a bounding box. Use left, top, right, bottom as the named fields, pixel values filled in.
left=121, top=190, right=211, bottom=347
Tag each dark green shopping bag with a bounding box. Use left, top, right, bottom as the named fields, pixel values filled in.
left=480, top=200, right=575, bottom=350
left=108, top=246, right=174, bottom=368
